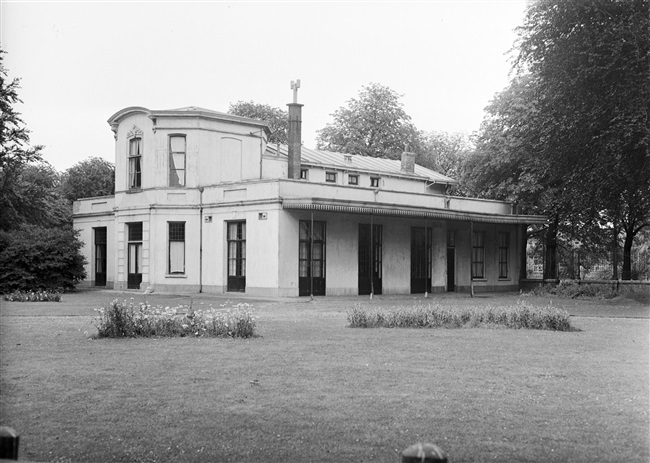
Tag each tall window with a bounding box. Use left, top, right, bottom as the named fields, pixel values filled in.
left=168, top=222, right=185, bottom=274
left=472, top=231, right=485, bottom=279
left=128, top=138, right=142, bottom=189
left=169, top=135, right=186, bottom=187
left=498, top=232, right=510, bottom=279
left=299, top=220, right=326, bottom=296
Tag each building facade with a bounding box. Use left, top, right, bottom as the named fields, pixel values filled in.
left=73, top=104, right=545, bottom=296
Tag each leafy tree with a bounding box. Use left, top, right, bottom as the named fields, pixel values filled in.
left=315, top=83, right=423, bottom=159
left=468, top=0, right=650, bottom=279
left=228, top=101, right=288, bottom=144
left=0, top=224, right=86, bottom=292
left=0, top=48, right=87, bottom=291
left=0, top=48, right=44, bottom=231
left=419, top=131, right=473, bottom=190
left=514, top=0, right=650, bottom=280
left=61, top=157, right=115, bottom=203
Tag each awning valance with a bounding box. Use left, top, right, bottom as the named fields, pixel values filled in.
left=281, top=198, right=547, bottom=225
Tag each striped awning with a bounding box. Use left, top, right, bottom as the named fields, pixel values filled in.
left=281, top=198, right=547, bottom=225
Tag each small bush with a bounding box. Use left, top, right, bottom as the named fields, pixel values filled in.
left=347, top=301, right=574, bottom=331
left=528, top=280, right=650, bottom=301
left=3, top=290, right=62, bottom=302
left=94, top=299, right=256, bottom=338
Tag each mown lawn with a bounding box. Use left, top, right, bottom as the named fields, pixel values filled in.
left=0, top=290, right=648, bottom=462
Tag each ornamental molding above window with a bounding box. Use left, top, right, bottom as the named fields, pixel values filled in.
left=127, top=125, right=144, bottom=139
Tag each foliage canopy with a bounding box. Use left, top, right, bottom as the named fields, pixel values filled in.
left=315, top=83, right=422, bottom=159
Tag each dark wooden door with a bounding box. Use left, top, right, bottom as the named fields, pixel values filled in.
left=299, top=220, right=326, bottom=296
left=447, top=247, right=455, bottom=292
left=411, top=227, right=432, bottom=293
left=227, top=222, right=246, bottom=292
left=358, top=224, right=382, bottom=295
left=94, top=227, right=107, bottom=286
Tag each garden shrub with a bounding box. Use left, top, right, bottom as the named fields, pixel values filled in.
left=347, top=301, right=574, bottom=331
left=3, top=290, right=62, bottom=302
left=528, top=280, right=650, bottom=301
left=0, top=225, right=86, bottom=293
left=94, top=299, right=256, bottom=338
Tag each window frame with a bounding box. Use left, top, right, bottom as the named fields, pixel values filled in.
left=168, top=222, right=186, bottom=275
left=370, top=177, right=380, bottom=188
left=472, top=231, right=485, bottom=280
left=300, top=168, right=309, bottom=180
left=498, top=232, right=510, bottom=279
left=128, top=137, right=142, bottom=190
left=325, top=171, right=337, bottom=183
left=348, top=174, right=359, bottom=185
left=169, top=134, right=186, bottom=187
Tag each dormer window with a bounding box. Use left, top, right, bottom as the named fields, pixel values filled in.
left=128, top=137, right=142, bottom=189
left=370, top=177, right=380, bottom=188
left=325, top=172, right=337, bottom=183
left=169, top=135, right=186, bottom=187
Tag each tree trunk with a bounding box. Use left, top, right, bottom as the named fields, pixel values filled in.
left=543, top=219, right=558, bottom=280
left=621, top=227, right=635, bottom=280
left=612, top=224, right=619, bottom=280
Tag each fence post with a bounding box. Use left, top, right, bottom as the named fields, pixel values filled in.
left=0, top=426, right=19, bottom=460
left=401, top=442, right=448, bottom=463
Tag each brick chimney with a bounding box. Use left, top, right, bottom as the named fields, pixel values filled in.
left=401, top=151, right=416, bottom=174
left=287, top=79, right=302, bottom=180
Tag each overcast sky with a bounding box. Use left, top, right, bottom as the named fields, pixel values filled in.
left=2, top=1, right=527, bottom=172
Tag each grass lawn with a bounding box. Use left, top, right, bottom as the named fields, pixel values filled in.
left=0, top=290, right=648, bottom=462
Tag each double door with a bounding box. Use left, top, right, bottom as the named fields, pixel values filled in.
left=358, top=224, right=382, bottom=295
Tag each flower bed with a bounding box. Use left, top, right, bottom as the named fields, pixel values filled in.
left=347, top=300, right=574, bottom=331
left=94, top=299, right=256, bottom=338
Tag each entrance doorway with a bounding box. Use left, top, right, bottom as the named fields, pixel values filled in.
left=227, top=221, right=246, bottom=292
left=299, top=220, right=326, bottom=296
left=358, top=224, right=382, bottom=295
left=411, top=227, right=432, bottom=293
left=94, top=227, right=107, bottom=286
left=127, top=222, right=142, bottom=289
left=447, top=230, right=456, bottom=292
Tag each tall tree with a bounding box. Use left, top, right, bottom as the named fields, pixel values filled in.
left=419, top=131, right=473, bottom=184
left=514, top=0, right=650, bottom=280
left=61, top=157, right=115, bottom=203
left=0, top=48, right=44, bottom=231
left=315, top=83, right=422, bottom=159
left=228, top=101, right=288, bottom=144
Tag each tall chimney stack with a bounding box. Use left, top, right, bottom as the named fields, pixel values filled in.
left=287, top=79, right=303, bottom=180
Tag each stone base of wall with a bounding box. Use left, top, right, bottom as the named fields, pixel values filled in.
left=76, top=280, right=115, bottom=290
left=456, top=284, right=520, bottom=293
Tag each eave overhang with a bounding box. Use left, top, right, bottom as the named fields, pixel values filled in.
left=282, top=197, right=547, bottom=225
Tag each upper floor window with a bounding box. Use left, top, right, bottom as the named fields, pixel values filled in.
left=300, top=168, right=309, bottom=180
left=169, top=135, right=186, bottom=187
left=348, top=174, right=359, bottom=185
left=370, top=177, right=380, bottom=188
left=325, top=172, right=337, bottom=183
left=128, top=137, right=142, bottom=189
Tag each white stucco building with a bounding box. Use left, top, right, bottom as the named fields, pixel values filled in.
left=73, top=102, right=545, bottom=297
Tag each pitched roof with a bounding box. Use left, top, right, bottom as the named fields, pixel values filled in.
left=265, top=144, right=458, bottom=185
